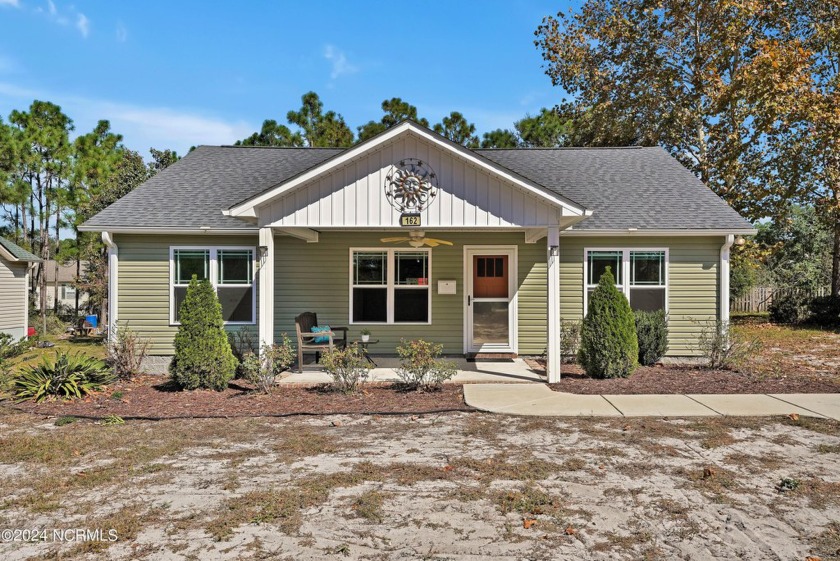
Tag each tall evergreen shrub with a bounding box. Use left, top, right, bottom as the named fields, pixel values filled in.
left=578, top=268, right=638, bottom=378
left=170, top=276, right=237, bottom=391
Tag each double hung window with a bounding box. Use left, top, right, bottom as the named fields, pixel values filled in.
left=171, top=247, right=255, bottom=324
left=351, top=249, right=430, bottom=324
left=585, top=249, right=667, bottom=313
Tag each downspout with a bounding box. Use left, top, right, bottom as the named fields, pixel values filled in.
left=102, top=232, right=118, bottom=343
left=720, top=234, right=734, bottom=327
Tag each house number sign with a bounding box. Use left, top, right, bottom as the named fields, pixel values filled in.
left=384, top=158, right=439, bottom=227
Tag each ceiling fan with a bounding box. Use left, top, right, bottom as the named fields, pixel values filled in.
left=380, top=230, right=454, bottom=248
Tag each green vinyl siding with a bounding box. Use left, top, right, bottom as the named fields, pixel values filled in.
left=115, top=232, right=721, bottom=358
left=274, top=231, right=547, bottom=355
left=115, top=234, right=259, bottom=355
left=559, top=236, right=721, bottom=356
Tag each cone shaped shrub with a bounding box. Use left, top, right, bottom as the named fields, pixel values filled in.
left=170, top=276, right=237, bottom=390
left=578, top=267, right=638, bottom=378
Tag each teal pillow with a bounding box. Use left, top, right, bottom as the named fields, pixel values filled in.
left=311, top=325, right=331, bottom=344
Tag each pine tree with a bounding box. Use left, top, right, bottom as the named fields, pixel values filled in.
left=170, top=276, right=237, bottom=390
left=578, top=268, right=639, bottom=378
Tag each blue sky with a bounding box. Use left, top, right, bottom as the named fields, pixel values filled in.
left=0, top=0, right=572, bottom=156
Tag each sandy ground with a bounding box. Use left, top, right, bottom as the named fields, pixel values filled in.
left=1, top=409, right=839, bottom=560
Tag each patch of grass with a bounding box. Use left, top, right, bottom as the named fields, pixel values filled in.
left=783, top=415, right=840, bottom=437
left=817, top=443, right=840, bottom=454
left=54, top=415, right=76, bottom=426
left=493, top=486, right=564, bottom=518
left=110, top=390, right=124, bottom=401
left=812, top=521, right=840, bottom=561
left=350, top=489, right=389, bottom=523
left=449, top=453, right=563, bottom=482
left=271, top=428, right=340, bottom=461
left=208, top=486, right=328, bottom=540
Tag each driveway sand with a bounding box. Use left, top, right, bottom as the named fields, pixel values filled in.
left=1, top=409, right=838, bottom=560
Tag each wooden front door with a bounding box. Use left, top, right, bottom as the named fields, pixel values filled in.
left=466, top=250, right=515, bottom=353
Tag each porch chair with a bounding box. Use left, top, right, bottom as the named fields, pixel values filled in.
left=294, top=312, right=348, bottom=372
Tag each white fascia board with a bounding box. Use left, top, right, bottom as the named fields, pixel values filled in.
left=0, top=246, right=19, bottom=262
left=561, top=228, right=757, bottom=237
left=77, top=227, right=259, bottom=235
left=226, top=122, right=590, bottom=218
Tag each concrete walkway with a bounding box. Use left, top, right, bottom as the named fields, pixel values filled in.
left=463, top=384, right=840, bottom=419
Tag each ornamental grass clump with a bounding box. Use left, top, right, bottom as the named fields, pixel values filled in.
left=396, top=338, right=457, bottom=391
left=578, top=268, right=638, bottom=378
left=14, top=351, right=114, bottom=402
left=169, top=276, right=237, bottom=391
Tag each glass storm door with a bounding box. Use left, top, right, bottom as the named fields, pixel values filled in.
left=467, top=251, right=514, bottom=352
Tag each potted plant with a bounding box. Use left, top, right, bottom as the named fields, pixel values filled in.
left=360, top=328, right=371, bottom=343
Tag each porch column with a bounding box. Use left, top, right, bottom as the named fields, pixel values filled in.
left=546, top=226, right=561, bottom=383
left=258, top=227, right=275, bottom=349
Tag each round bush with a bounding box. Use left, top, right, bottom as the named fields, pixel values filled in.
left=768, top=293, right=809, bottom=324
left=578, top=267, right=638, bottom=378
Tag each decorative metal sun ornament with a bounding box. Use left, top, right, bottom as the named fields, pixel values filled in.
left=384, top=158, right=439, bottom=214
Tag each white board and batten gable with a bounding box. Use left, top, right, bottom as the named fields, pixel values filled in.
left=227, top=122, right=589, bottom=230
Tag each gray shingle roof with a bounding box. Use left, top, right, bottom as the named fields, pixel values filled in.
left=476, top=147, right=752, bottom=231
left=82, top=142, right=752, bottom=232
left=0, top=237, right=40, bottom=262
left=82, top=146, right=342, bottom=230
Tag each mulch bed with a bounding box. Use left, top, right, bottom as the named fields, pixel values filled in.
left=8, top=376, right=473, bottom=420
left=545, top=363, right=840, bottom=395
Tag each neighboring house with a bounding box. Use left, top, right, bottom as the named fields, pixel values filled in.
left=79, top=121, right=755, bottom=381
left=0, top=237, right=40, bottom=340
left=34, top=260, right=90, bottom=312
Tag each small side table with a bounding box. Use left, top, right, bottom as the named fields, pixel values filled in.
left=352, top=339, right=379, bottom=367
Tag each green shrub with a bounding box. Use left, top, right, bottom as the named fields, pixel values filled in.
left=321, top=345, right=370, bottom=394
left=107, top=325, right=150, bottom=380
left=769, top=292, right=810, bottom=324
left=240, top=335, right=296, bottom=393
left=228, top=328, right=258, bottom=378
left=559, top=319, right=581, bottom=363
left=169, top=276, right=237, bottom=391
left=14, top=352, right=114, bottom=402
left=395, top=339, right=457, bottom=391
left=578, top=268, right=638, bottom=378
left=696, top=320, right=761, bottom=370
left=809, top=295, right=840, bottom=326
left=634, top=310, right=669, bottom=366
left=0, top=332, right=33, bottom=359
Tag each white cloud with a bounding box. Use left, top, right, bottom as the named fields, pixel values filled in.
left=323, top=44, right=358, bottom=80
left=115, top=22, right=127, bottom=42
left=0, top=81, right=256, bottom=155
left=35, top=1, right=88, bottom=37
left=0, top=0, right=21, bottom=8
left=76, top=13, right=89, bottom=37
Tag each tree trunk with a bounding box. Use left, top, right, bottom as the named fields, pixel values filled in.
left=832, top=217, right=840, bottom=297
left=53, top=205, right=60, bottom=315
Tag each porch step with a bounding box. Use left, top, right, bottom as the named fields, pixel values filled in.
left=466, top=353, right=518, bottom=362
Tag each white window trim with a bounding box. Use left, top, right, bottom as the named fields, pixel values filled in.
left=348, top=247, right=432, bottom=325
left=583, top=247, right=669, bottom=314
left=169, top=246, right=257, bottom=326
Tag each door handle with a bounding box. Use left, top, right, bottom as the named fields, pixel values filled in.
left=468, top=295, right=471, bottom=306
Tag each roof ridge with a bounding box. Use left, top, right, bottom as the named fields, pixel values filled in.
left=476, top=146, right=650, bottom=151
left=214, top=145, right=345, bottom=150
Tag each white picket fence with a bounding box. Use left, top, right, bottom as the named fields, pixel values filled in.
left=731, top=286, right=830, bottom=313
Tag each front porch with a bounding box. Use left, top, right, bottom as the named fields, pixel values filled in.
left=280, top=356, right=544, bottom=385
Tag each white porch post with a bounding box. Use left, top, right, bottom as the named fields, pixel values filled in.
left=546, top=226, right=561, bottom=383
left=258, top=227, right=275, bottom=349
